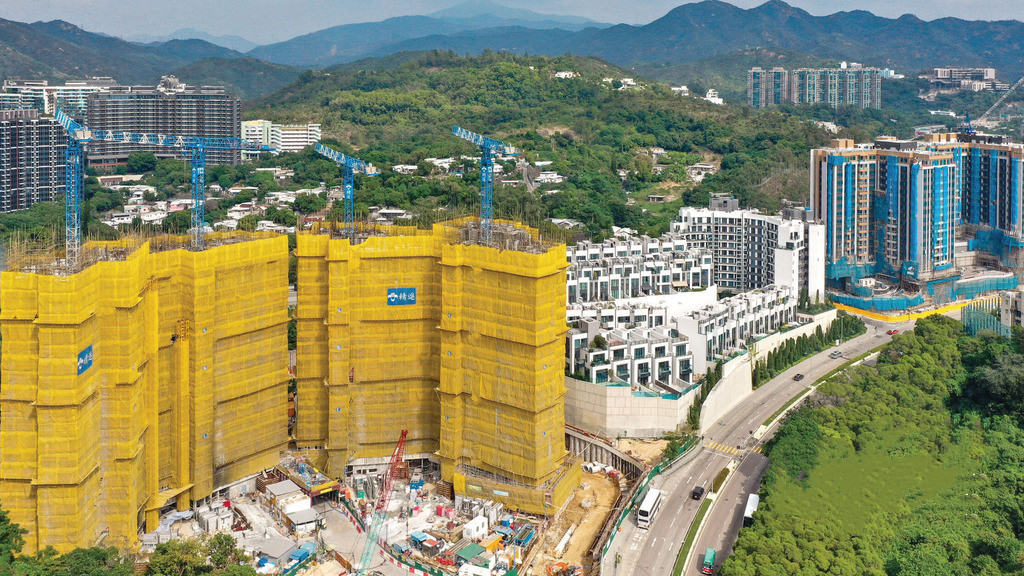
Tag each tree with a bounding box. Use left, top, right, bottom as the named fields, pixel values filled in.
left=591, top=334, right=608, bottom=349
left=162, top=210, right=192, bottom=234
left=292, top=193, right=327, bottom=214
left=126, top=152, right=158, bottom=174
left=237, top=215, right=259, bottom=232
left=0, top=508, right=26, bottom=567
left=146, top=539, right=208, bottom=576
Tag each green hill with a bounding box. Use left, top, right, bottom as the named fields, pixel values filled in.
left=247, top=51, right=832, bottom=238
left=160, top=57, right=303, bottom=101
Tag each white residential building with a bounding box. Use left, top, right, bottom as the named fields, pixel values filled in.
left=392, top=164, right=418, bottom=175
left=566, top=323, right=695, bottom=390
left=675, top=285, right=798, bottom=375
left=565, top=234, right=713, bottom=305
left=703, top=89, right=724, bottom=105
left=671, top=196, right=825, bottom=300
left=241, top=119, right=321, bottom=159
left=535, top=171, right=564, bottom=184
left=671, top=86, right=690, bottom=96
left=554, top=71, right=578, bottom=79
left=2, top=77, right=119, bottom=116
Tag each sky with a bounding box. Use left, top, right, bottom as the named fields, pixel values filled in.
left=0, top=0, right=1019, bottom=44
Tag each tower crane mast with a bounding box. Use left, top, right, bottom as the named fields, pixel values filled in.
left=451, top=125, right=517, bottom=247
left=53, top=109, right=271, bottom=262
left=313, top=143, right=379, bottom=240
left=357, top=429, right=408, bottom=575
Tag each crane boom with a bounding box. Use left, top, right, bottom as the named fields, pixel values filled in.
left=314, top=143, right=379, bottom=240
left=451, top=125, right=517, bottom=247
left=358, top=429, right=408, bottom=575
left=979, top=75, right=1024, bottom=122
left=54, top=109, right=271, bottom=258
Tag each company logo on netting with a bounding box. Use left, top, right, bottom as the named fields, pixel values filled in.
left=387, top=287, right=417, bottom=306
left=77, top=345, right=94, bottom=375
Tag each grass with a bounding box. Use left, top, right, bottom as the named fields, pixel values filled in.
left=672, top=498, right=713, bottom=576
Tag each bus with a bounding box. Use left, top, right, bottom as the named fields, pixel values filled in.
left=702, top=548, right=716, bottom=574
left=636, top=488, right=663, bottom=529
left=743, top=494, right=760, bottom=527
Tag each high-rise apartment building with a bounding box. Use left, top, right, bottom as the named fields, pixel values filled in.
left=1, top=77, right=119, bottom=117
left=811, top=134, right=1021, bottom=289
left=747, top=65, right=882, bottom=109
left=747, top=67, right=789, bottom=109
left=86, top=76, right=241, bottom=167
left=670, top=196, right=825, bottom=300
left=0, top=109, right=67, bottom=213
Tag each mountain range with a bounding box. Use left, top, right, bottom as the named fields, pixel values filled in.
left=338, top=0, right=1024, bottom=78
left=247, top=1, right=609, bottom=68
left=1, top=0, right=1023, bottom=103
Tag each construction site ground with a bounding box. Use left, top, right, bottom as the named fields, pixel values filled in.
left=531, top=472, right=619, bottom=572
left=319, top=505, right=409, bottom=576
left=616, top=438, right=669, bottom=466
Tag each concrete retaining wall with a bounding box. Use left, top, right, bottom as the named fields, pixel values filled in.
left=699, top=310, right=838, bottom=434
left=698, top=352, right=752, bottom=433
left=564, top=426, right=647, bottom=480
left=564, top=377, right=698, bottom=438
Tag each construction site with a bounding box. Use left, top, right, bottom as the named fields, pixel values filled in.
left=0, top=123, right=639, bottom=576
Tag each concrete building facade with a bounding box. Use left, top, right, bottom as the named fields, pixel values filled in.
left=747, top=67, right=789, bottom=109
left=2, top=78, right=119, bottom=117
left=0, top=109, right=67, bottom=213
left=86, top=76, right=241, bottom=167
left=565, top=234, right=712, bottom=305
left=675, top=285, right=798, bottom=375
left=789, top=66, right=882, bottom=109
left=242, top=119, right=321, bottom=160
left=670, top=197, right=824, bottom=299
left=812, top=134, right=1024, bottom=292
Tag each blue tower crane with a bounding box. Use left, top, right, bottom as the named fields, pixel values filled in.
left=313, top=142, right=379, bottom=239
left=451, top=125, right=517, bottom=247
left=54, top=109, right=271, bottom=261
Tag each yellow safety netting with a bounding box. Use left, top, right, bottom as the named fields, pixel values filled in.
left=295, top=219, right=578, bottom=514
left=0, top=234, right=290, bottom=554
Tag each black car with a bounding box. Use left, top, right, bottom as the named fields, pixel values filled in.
left=691, top=486, right=706, bottom=500
left=794, top=373, right=805, bottom=381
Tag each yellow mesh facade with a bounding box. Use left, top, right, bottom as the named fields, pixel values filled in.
left=296, top=220, right=579, bottom=514
left=0, top=234, right=290, bottom=554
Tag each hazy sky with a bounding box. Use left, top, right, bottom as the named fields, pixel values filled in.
left=0, top=0, right=1019, bottom=44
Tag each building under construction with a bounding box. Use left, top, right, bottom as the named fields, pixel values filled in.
left=0, top=219, right=579, bottom=553
left=295, top=219, right=579, bottom=516
left=0, top=233, right=290, bottom=554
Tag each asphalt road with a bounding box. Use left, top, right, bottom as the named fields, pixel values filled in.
left=604, top=316, right=914, bottom=576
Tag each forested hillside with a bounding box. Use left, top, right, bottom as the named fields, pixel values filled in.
left=723, top=316, right=1024, bottom=575
left=248, top=51, right=830, bottom=237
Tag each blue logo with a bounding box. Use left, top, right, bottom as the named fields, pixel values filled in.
left=387, top=287, right=417, bottom=306
left=77, top=345, right=94, bottom=375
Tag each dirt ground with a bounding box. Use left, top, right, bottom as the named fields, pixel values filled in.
left=617, top=438, right=669, bottom=466
left=533, top=471, right=620, bottom=572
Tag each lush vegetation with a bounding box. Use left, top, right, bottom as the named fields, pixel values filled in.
left=0, top=509, right=254, bottom=576
left=248, top=51, right=832, bottom=238
left=723, top=315, right=1024, bottom=575
left=751, top=312, right=866, bottom=388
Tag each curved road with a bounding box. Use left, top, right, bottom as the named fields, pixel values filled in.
left=603, top=316, right=914, bottom=576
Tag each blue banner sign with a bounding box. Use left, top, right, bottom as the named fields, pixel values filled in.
left=387, top=287, right=417, bottom=306
left=77, top=345, right=94, bottom=375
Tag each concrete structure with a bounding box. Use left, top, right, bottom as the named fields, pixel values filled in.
left=1, top=77, right=119, bottom=117
left=671, top=196, right=823, bottom=298
left=566, top=322, right=694, bottom=388
left=0, top=234, right=290, bottom=554
left=1002, top=290, right=1024, bottom=326
left=242, top=119, right=321, bottom=160
left=0, top=109, right=67, bottom=213
left=747, top=67, right=788, bottom=109
left=564, top=376, right=699, bottom=438
left=789, top=66, right=882, bottom=109
left=811, top=134, right=1024, bottom=295
left=675, top=285, right=798, bottom=375
left=565, top=234, right=712, bottom=305
left=85, top=76, right=241, bottom=166
left=295, top=219, right=579, bottom=515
